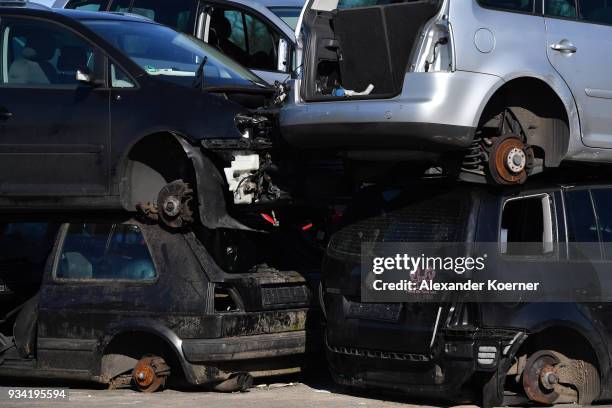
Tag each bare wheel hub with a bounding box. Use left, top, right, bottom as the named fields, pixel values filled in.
left=132, top=356, right=170, bottom=393
left=506, top=147, right=526, bottom=173
left=522, top=350, right=600, bottom=405
left=157, top=180, right=194, bottom=229
left=162, top=196, right=181, bottom=218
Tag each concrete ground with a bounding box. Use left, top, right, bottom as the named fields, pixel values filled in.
left=0, top=380, right=477, bottom=408
left=1, top=374, right=589, bottom=408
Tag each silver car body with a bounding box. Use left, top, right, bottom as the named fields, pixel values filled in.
left=53, top=0, right=299, bottom=84
left=282, top=0, right=612, bottom=166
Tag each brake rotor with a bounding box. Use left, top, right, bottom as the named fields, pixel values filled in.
left=157, top=180, right=194, bottom=229
left=132, top=356, right=170, bottom=393
left=522, top=350, right=564, bottom=404
left=488, top=135, right=533, bottom=185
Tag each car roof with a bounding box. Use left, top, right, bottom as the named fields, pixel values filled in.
left=0, top=5, right=158, bottom=24
left=258, top=0, right=305, bottom=8
left=55, top=7, right=157, bottom=22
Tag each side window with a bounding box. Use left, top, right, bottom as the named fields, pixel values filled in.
left=56, top=223, right=156, bottom=281
left=1, top=19, right=97, bottom=87
left=244, top=13, right=280, bottom=71
left=65, top=0, right=109, bottom=11
left=110, top=63, right=135, bottom=88
left=478, top=0, right=534, bottom=13
left=208, top=7, right=282, bottom=71
left=591, top=189, right=612, bottom=258
left=209, top=8, right=247, bottom=65
left=545, top=0, right=577, bottom=18
left=580, top=0, right=612, bottom=25
left=500, top=195, right=554, bottom=256
left=564, top=190, right=601, bottom=259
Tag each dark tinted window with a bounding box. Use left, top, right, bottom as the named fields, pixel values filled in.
left=545, top=0, right=577, bottom=17
left=209, top=8, right=281, bottom=71
left=478, top=0, right=534, bottom=12
left=580, top=0, right=612, bottom=25
left=564, top=190, right=601, bottom=259
left=1, top=19, right=97, bottom=86
left=65, top=0, right=109, bottom=11
left=109, top=0, right=197, bottom=34
left=501, top=195, right=554, bottom=255
left=56, top=223, right=156, bottom=281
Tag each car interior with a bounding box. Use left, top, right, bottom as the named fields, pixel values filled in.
left=0, top=223, right=60, bottom=362
left=208, top=8, right=279, bottom=71
left=4, top=23, right=94, bottom=85
left=302, top=0, right=441, bottom=100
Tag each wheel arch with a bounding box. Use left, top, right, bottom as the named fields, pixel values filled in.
left=96, top=320, right=196, bottom=384
left=117, top=130, right=250, bottom=231
left=474, top=74, right=579, bottom=167
left=514, top=321, right=607, bottom=382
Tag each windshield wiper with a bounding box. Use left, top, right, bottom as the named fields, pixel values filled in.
left=192, top=56, right=208, bottom=91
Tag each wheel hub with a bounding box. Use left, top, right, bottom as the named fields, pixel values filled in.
left=132, top=356, right=170, bottom=393
left=506, top=147, right=526, bottom=173
left=156, top=180, right=194, bottom=228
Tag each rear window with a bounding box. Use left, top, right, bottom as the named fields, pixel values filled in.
left=56, top=223, right=156, bottom=281
left=478, top=0, right=535, bottom=13
left=328, top=192, right=469, bottom=261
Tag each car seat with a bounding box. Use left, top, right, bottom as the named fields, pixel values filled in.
left=209, top=13, right=247, bottom=65
left=8, top=32, right=58, bottom=85
left=13, top=293, right=39, bottom=358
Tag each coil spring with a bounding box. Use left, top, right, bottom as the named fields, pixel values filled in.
left=461, top=134, right=485, bottom=173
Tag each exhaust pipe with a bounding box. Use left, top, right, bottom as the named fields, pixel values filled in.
left=213, top=373, right=253, bottom=393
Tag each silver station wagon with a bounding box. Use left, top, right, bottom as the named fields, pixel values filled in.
left=280, top=0, right=612, bottom=185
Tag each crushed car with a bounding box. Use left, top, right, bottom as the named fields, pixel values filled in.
left=0, top=215, right=320, bottom=392
left=0, top=4, right=306, bottom=232
left=281, top=0, right=612, bottom=186
left=321, top=179, right=612, bottom=406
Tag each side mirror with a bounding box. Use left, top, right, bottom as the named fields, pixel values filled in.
left=277, top=38, right=289, bottom=72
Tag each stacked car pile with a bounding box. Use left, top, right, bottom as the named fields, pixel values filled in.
left=2, top=0, right=612, bottom=406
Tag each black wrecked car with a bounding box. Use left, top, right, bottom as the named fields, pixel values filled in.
left=0, top=5, right=289, bottom=230
left=0, top=215, right=320, bottom=392
left=321, top=178, right=612, bottom=406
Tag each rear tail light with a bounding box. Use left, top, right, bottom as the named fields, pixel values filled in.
left=214, top=285, right=240, bottom=312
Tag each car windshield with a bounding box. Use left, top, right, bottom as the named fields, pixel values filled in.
left=82, top=19, right=266, bottom=88
left=268, top=7, right=302, bottom=30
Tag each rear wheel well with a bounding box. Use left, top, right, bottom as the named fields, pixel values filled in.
left=120, top=133, right=196, bottom=211
left=507, top=326, right=601, bottom=390
left=100, top=331, right=184, bottom=383
left=479, top=77, right=570, bottom=167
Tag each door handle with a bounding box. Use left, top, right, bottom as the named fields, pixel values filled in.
left=551, top=41, right=577, bottom=54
